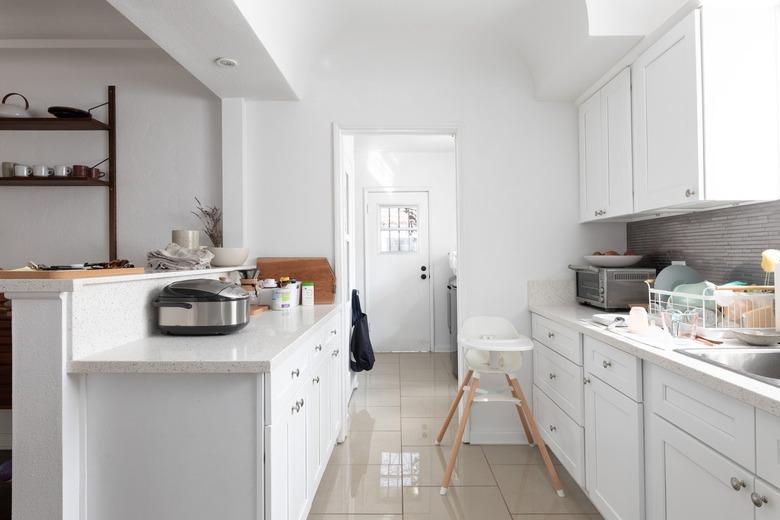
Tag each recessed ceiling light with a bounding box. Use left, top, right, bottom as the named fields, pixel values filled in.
left=214, top=57, right=239, bottom=68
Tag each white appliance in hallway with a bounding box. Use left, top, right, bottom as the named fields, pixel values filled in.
left=365, top=190, right=432, bottom=351
left=448, top=275, right=458, bottom=376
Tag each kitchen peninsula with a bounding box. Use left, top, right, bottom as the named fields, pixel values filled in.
left=1, top=268, right=346, bottom=520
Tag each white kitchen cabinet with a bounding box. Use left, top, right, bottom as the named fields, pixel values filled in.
left=645, top=413, right=754, bottom=520
left=579, top=67, right=633, bottom=222
left=632, top=7, right=780, bottom=213
left=584, top=375, right=644, bottom=520
left=755, top=478, right=780, bottom=519
left=306, top=361, right=323, bottom=496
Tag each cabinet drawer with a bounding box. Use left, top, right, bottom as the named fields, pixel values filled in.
left=584, top=336, right=642, bottom=401
left=756, top=478, right=780, bottom=520
left=533, top=385, right=585, bottom=487
left=645, top=364, right=755, bottom=471
left=533, top=342, right=584, bottom=424
left=532, top=314, right=582, bottom=365
left=269, top=340, right=312, bottom=402
left=757, top=409, right=780, bottom=489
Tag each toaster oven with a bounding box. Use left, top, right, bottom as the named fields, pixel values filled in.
left=568, top=265, right=656, bottom=310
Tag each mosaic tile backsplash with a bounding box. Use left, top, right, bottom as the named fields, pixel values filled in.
left=627, top=200, right=780, bottom=284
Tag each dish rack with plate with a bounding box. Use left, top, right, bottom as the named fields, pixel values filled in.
left=647, top=284, right=776, bottom=331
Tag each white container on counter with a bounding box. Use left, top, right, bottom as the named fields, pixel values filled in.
left=270, top=282, right=300, bottom=311
left=301, top=282, right=315, bottom=306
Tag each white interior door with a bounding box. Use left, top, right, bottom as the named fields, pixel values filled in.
left=364, top=190, right=431, bottom=351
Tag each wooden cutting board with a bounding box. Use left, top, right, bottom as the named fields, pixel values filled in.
left=0, top=267, right=145, bottom=279
left=256, top=257, right=336, bottom=304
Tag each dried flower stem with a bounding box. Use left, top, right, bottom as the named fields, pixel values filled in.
left=192, top=197, right=223, bottom=247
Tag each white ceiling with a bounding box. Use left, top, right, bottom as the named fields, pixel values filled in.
left=0, top=0, right=149, bottom=40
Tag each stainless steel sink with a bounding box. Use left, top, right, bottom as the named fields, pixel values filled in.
left=675, top=348, right=780, bottom=388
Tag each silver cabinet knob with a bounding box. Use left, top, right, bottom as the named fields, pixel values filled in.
left=685, top=188, right=697, bottom=198
left=313, top=376, right=320, bottom=384
left=315, top=344, right=322, bottom=352
left=751, top=492, right=768, bottom=507
left=299, top=398, right=304, bottom=409
left=594, top=210, right=599, bottom=217
left=549, top=425, right=557, bottom=432
left=730, top=477, right=746, bottom=491
left=584, top=377, right=591, bottom=385
left=291, top=368, right=300, bottom=378
left=602, top=360, right=612, bottom=369
left=330, top=329, right=337, bottom=335
left=548, top=372, right=557, bottom=380
left=292, top=402, right=301, bottom=414
left=332, top=349, right=340, bottom=357
left=547, top=332, right=555, bottom=339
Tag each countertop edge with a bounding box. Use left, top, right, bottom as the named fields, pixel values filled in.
left=530, top=304, right=780, bottom=417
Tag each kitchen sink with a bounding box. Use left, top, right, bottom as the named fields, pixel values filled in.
left=675, top=348, right=780, bottom=388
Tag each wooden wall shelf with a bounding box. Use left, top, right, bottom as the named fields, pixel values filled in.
left=0, top=118, right=109, bottom=131
left=0, top=86, right=118, bottom=259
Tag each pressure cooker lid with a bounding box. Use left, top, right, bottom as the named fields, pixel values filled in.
left=157, top=279, right=248, bottom=302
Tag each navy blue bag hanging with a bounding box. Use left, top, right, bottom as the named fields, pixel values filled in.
left=349, top=289, right=375, bottom=372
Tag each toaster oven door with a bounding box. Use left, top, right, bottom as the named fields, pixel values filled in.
left=576, top=271, right=602, bottom=304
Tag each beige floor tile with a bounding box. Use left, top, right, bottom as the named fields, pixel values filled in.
left=492, top=464, right=598, bottom=515
left=401, top=445, right=496, bottom=487
left=401, top=380, right=458, bottom=397
left=481, top=444, right=561, bottom=466
left=357, top=372, right=401, bottom=389
left=350, top=406, right=401, bottom=432
left=350, top=387, right=401, bottom=407
left=309, top=515, right=403, bottom=520
left=512, top=515, right=603, bottom=520
left=401, top=396, right=455, bottom=418
left=330, top=431, right=402, bottom=465
left=401, top=417, right=454, bottom=446
left=402, top=486, right=512, bottom=520
left=400, top=367, right=455, bottom=382
left=374, top=352, right=401, bottom=362
left=310, top=464, right=403, bottom=515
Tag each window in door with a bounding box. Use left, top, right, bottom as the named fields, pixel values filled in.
left=379, top=206, right=418, bottom=253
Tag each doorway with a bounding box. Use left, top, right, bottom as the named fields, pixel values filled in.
left=333, top=128, right=459, bottom=354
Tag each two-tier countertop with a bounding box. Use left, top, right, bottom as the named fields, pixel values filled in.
left=531, top=304, right=780, bottom=417
left=69, top=304, right=340, bottom=374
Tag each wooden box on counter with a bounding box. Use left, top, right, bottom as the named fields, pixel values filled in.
left=256, top=257, right=336, bottom=304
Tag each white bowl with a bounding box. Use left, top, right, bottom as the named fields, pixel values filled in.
left=584, top=255, right=643, bottom=268
left=209, top=247, right=249, bottom=267
left=731, top=328, right=780, bottom=346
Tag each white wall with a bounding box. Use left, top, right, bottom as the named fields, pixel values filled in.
left=352, top=140, right=457, bottom=351
left=244, top=34, right=626, bottom=441
left=0, top=48, right=221, bottom=267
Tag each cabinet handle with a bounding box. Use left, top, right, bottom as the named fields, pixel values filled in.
left=332, top=349, right=340, bottom=357
left=291, top=368, right=300, bottom=378
left=751, top=492, right=768, bottom=507
left=548, top=372, right=557, bottom=380
left=594, top=210, right=599, bottom=217
left=730, top=477, right=746, bottom=491
left=547, top=332, right=555, bottom=339
left=549, top=425, right=557, bottom=432
left=602, top=360, right=612, bottom=369
left=315, top=344, right=322, bottom=352
left=584, top=377, right=591, bottom=385
left=299, top=398, right=304, bottom=409
left=685, top=188, right=697, bottom=198
left=292, top=402, right=301, bottom=414
left=313, top=376, right=320, bottom=384
left=330, top=329, right=337, bottom=335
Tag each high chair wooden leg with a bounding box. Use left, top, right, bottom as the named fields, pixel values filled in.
left=440, top=375, right=479, bottom=495
left=436, top=368, right=473, bottom=445
left=505, top=374, right=535, bottom=447
left=509, top=377, right=565, bottom=498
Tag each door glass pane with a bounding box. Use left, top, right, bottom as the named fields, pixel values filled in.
left=381, top=207, right=390, bottom=229
left=380, top=230, right=390, bottom=252
left=378, top=205, right=419, bottom=254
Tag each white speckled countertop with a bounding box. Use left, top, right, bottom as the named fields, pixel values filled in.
left=69, top=305, right=340, bottom=374
left=531, top=304, right=780, bottom=417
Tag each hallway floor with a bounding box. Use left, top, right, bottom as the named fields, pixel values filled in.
left=309, top=352, right=602, bottom=519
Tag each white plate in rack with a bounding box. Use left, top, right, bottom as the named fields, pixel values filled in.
left=584, top=255, right=643, bottom=268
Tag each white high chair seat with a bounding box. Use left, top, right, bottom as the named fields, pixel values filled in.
left=436, top=316, right=565, bottom=498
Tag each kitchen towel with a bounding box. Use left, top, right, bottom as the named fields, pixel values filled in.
left=147, top=243, right=214, bottom=270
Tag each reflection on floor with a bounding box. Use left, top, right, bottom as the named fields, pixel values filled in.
left=309, top=352, right=602, bottom=519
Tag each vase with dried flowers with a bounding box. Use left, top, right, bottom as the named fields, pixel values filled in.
left=192, top=197, right=248, bottom=267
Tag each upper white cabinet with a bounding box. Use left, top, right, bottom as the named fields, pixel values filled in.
left=632, top=7, right=780, bottom=213
left=579, top=68, right=633, bottom=222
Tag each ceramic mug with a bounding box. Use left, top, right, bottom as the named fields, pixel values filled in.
left=1, top=162, right=14, bottom=177
left=13, top=164, right=32, bottom=177
left=32, top=164, right=53, bottom=177
left=72, top=164, right=90, bottom=177
left=88, top=169, right=105, bottom=179
left=53, top=165, right=72, bottom=177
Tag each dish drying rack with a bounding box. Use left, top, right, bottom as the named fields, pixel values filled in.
left=647, top=283, right=776, bottom=330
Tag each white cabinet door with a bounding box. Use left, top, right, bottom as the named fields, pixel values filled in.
left=329, top=344, right=344, bottom=440
left=579, top=91, right=605, bottom=221
left=319, top=355, right=333, bottom=464
left=288, top=394, right=308, bottom=520
left=306, top=363, right=323, bottom=496
left=645, top=413, right=754, bottom=520
left=632, top=10, right=703, bottom=212
left=584, top=375, right=644, bottom=520
left=600, top=68, right=633, bottom=219
left=755, top=478, right=780, bottom=520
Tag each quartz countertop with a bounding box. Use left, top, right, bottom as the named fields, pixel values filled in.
left=530, top=304, right=780, bottom=417
left=69, top=304, right=340, bottom=374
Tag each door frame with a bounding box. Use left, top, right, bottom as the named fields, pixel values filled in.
left=332, top=124, right=464, bottom=354
left=363, top=187, right=434, bottom=352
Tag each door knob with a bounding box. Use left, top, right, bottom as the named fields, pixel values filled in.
left=421, top=266, right=427, bottom=272
left=421, top=274, right=427, bottom=280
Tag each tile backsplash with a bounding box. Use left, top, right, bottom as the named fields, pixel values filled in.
left=627, top=200, right=780, bottom=284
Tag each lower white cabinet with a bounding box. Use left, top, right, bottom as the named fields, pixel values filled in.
left=584, top=375, right=644, bottom=520
left=646, top=413, right=755, bottom=520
